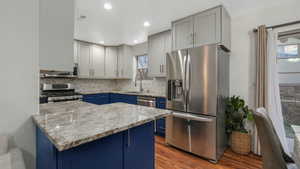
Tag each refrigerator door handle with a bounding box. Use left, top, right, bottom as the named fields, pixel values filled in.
left=186, top=52, right=191, bottom=110
left=172, top=112, right=213, bottom=122
left=183, top=52, right=188, bottom=111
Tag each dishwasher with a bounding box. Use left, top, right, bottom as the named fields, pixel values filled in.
left=137, top=96, right=157, bottom=131
left=137, top=96, right=156, bottom=107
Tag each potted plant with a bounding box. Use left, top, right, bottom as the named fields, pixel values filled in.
left=225, top=96, right=254, bottom=155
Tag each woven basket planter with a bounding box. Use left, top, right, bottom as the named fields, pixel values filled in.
left=231, top=131, right=251, bottom=155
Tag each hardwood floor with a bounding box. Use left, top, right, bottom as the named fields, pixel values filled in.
left=155, top=136, right=263, bottom=169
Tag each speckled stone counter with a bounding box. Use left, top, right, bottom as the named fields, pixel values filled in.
left=33, top=101, right=171, bottom=151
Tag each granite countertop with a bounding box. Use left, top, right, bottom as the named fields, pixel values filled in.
left=77, top=90, right=166, bottom=98
left=33, top=101, right=171, bottom=151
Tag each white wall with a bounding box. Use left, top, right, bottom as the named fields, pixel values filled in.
left=230, top=0, right=300, bottom=108
left=0, top=0, right=38, bottom=169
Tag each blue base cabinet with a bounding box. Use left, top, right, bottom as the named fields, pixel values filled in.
left=82, top=93, right=110, bottom=105
left=57, top=133, right=123, bottom=169
left=155, top=118, right=166, bottom=137
left=36, top=122, right=154, bottom=169
left=110, top=94, right=137, bottom=105
left=155, top=97, right=166, bottom=137
left=124, top=122, right=154, bottom=169
left=36, top=127, right=58, bottom=169
left=156, top=97, right=166, bottom=109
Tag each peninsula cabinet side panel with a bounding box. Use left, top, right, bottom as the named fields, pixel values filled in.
left=36, top=127, right=58, bottom=169
left=124, top=122, right=155, bottom=169
left=57, top=132, right=124, bottom=169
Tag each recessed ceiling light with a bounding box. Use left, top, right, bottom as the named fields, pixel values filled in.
left=104, top=2, right=112, bottom=10
left=134, top=40, right=138, bottom=44
left=99, top=41, right=104, bottom=44
left=144, top=21, right=150, bottom=27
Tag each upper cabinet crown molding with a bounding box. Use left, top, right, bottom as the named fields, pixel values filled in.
left=39, top=0, right=74, bottom=72
left=172, top=6, right=231, bottom=51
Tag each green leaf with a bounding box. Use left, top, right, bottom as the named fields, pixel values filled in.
left=225, top=95, right=253, bottom=134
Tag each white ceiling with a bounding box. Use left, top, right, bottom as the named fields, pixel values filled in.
left=74, top=0, right=290, bottom=46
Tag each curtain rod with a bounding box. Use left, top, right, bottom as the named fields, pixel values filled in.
left=253, top=20, right=300, bottom=32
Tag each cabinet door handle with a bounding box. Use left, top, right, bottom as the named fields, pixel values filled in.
left=162, top=65, right=164, bottom=73
left=193, top=33, right=196, bottom=44
left=190, top=33, right=194, bottom=45
left=127, top=129, right=130, bottom=147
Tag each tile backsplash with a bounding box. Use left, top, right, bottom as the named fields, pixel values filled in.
left=40, top=78, right=166, bottom=95
left=40, top=78, right=117, bottom=93
left=115, top=78, right=166, bottom=95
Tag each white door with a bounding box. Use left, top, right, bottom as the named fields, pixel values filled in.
left=91, top=45, right=105, bottom=78
left=148, top=33, right=165, bottom=77
left=172, top=17, right=194, bottom=50
left=193, top=8, right=221, bottom=47
left=105, top=47, right=118, bottom=78
left=78, top=43, right=91, bottom=78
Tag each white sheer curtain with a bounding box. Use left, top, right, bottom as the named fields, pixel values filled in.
left=266, top=29, right=290, bottom=154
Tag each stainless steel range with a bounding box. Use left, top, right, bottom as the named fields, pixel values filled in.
left=40, top=84, right=82, bottom=103
left=166, top=44, right=229, bottom=162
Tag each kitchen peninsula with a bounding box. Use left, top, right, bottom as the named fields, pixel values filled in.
left=33, top=101, right=171, bottom=169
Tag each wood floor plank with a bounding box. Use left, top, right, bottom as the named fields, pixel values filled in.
left=155, top=136, right=263, bottom=169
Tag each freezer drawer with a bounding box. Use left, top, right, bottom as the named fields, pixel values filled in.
left=190, top=116, right=216, bottom=160
left=166, top=112, right=217, bottom=161
left=166, top=115, right=189, bottom=151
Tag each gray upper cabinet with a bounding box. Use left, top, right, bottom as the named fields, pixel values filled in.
left=172, top=17, right=194, bottom=51
left=105, top=47, right=118, bottom=78
left=172, top=6, right=231, bottom=51
left=193, top=8, right=221, bottom=47
left=148, top=30, right=171, bottom=77
left=118, top=45, right=133, bottom=79
left=76, top=41, right=133, bottom=79
left=221, top=7, right=231, bottom=50
left=77, top=42, right=105, bottom=79
left=91, top=45, right=105, bottom=78
left=78, top=42, right=91, bottom=78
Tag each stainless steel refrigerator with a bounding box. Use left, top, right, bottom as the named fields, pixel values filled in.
left=165, top=44, right=229, bottom=162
